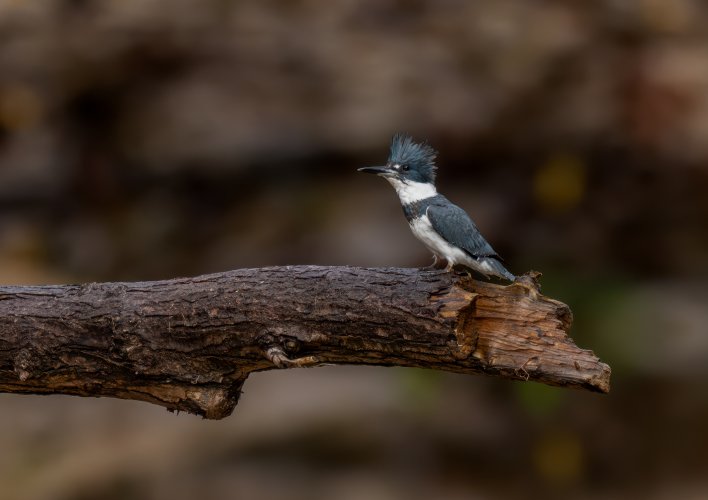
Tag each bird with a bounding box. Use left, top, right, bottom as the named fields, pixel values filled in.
left=358, top=133, right=515, bottom=281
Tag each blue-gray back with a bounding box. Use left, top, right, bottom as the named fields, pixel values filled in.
left=404, top=195, right=499, bottom=259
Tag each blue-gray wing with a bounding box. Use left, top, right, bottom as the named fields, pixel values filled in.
left=426, top=203, right=499, bottom=259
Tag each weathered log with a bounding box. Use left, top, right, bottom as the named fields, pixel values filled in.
left=0, top=266, right=610, bottom=419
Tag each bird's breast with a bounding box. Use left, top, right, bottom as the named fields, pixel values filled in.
left=408, top=214, right=469, bottom=264
left=408, top=215, right=437, bottom=244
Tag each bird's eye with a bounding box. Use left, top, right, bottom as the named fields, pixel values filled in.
left=401, top=164, right=409, bottom=171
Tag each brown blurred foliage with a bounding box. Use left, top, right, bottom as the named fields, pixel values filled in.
left=1, top=0, right=707, bottom=499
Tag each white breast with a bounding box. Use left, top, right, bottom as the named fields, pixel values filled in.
left=408, top=214, right=471, bottom=266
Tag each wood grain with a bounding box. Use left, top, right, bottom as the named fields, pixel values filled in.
left=0, top=266, right=610, bottom=419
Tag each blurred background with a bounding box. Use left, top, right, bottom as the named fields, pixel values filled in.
left=1, top=0, right=707, bottom=498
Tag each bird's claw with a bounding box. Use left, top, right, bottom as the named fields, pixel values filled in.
left=425, top=255, right=448, bottom=270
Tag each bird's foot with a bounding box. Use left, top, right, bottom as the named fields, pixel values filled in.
left=425, top=255, right=448, bottom=270
left=446, top=263, right=472, bottom=277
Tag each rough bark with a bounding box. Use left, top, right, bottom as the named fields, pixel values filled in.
left=0, top=266, right=610, bottom=419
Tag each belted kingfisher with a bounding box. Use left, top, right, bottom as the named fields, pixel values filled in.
left=358, top=133, right=515, bottom=281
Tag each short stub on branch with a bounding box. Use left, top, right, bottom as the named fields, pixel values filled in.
left=0, top=266, right=610, bottom=419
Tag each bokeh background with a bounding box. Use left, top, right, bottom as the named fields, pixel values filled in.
left=1, top=0, right=708, bottom=498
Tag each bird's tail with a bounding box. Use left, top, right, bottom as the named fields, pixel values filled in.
left=481, top=257, right=515, bottom=282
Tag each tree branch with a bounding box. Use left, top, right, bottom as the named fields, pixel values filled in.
left=0, top=266, right=610, bottom=419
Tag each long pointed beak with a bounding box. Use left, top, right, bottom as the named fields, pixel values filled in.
left=358, top=166, right=393, bottom=176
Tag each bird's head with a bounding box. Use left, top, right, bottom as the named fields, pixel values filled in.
left=358, top=133, right=438, bottom=185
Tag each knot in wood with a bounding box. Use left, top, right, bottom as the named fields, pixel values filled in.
left=14, top=348, right=35, bottom=381
left=264, top=345, right=318, bottom=369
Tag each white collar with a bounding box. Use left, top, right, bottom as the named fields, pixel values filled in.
left=386, top=178, right=437, bottom=205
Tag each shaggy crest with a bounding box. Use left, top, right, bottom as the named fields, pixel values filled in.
left=388, top=133, right=438, bottom=184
